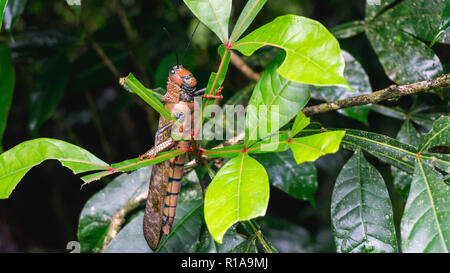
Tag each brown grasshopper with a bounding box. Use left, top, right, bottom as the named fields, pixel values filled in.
left=142, top=64, right=223, bottom=250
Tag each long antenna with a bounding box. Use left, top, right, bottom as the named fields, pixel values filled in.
left=162, top=26, right=179, bottom=66
left=181, top=21, right=200, bottom=65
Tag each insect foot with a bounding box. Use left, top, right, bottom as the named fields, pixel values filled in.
left=202, top=86, right=223, bottom=100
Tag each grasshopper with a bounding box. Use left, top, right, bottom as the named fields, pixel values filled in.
left=142, top=64, right=223, bottom=250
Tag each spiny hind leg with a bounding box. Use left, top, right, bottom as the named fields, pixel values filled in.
left=139, top=138, right=175, bottom=160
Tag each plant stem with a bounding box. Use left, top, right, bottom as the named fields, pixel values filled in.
left=302, top=73, right=450, bottom=116
left=230, top=51, right=261, bottom=82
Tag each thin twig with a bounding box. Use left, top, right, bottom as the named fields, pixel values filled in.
left=230, top=51, right=261, bottom=82
left=302, top=73, right=450, bottom=116
left=101, top=190, right=148, bottom=252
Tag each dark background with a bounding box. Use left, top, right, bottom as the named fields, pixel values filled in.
left=0, top=0, right=448, bottom=252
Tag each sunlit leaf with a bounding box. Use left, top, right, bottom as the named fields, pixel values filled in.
left=245, top=53, right=310, bottom=146
left=204, top=153, right=269, bottom=243
left=0, top=0, right=7, bottom=30
left=289, top=131, right=345, bottom=165
left=290, top=111, right=310, bottom=137
left=183, top=0, right=232, bottom=43
left=232, top=15, right=350, bottom=88
left=401, top=159, right=450, bottom=253
left=331, top=149, right=398, bottom=253
left=0, top=138, right=109, bottom=198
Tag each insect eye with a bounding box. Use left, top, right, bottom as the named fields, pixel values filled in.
left=170, top=69, right=175, bottom=75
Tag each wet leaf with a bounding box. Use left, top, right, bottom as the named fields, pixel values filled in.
left=365, top=0, right=446, bottom=84
left=313, top=51, right=372, bottom=124
left=0, top=43, right=14, bottom=152
left=255, top=150, right=318, bottom=206
left=183, top=0, right=232, bottom=43
left=418, top=116, right=449, bottom=154
left=232, top=15, right=350, bottom=88
left=365, top=0, right=396, bottom=21
left=331, top=149, right=398, bottom=253
left=289, top=131, right=345, bottom=165
left=245, top=53, right=310, bottom=146
left=204, top=153, right=269, bottom=243
left=401, top=159, right=450, bottom=252
left=392, top=120, right=420, bottom=200
left=0, top=138, right=109, bottom=198
left=430, top=1, right=450, bottom=46
left=78, top=167, right=153, bottom=253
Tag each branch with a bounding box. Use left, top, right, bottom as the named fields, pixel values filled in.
left=230, top=51, right=261, bottom=82
left=101, top=190, right=148, bottom=252
left=302, top=73, right=450, bottom=116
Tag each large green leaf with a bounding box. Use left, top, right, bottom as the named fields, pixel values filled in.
left=78, top=166, right=153, bottom=253
left=204, top=153, right=269, bottom=243
left=0, top=0, right=7, bottom=30
left=365, top=0, right=396, bottom=21
left=289, top=131, right=345, bottom=165
left=0, top=43, right=14, bottom=152
left=255, top=150, right=318, bottom=206
left=365, top=0, right=446, bottom=84
left=2, top=0, right=26, bottom=32
left=331, top=20, right=365, bottom=39
left=245, top=53, right=310, bottom=146
left=183, top=0, right=232, bottom=43
left=312, top=51, right=372, bottom=124
left=120, top=73, right=175, bottom=122
left=392, top=120, right=420, bottom=200
left=342, top=129, right=418, bottom=173
left=401, top=159, right=450, bottom=252
left=0, top=138, right=109, bottom=198
left=232, top=15, right=349, bottom=88
left=418, top=116, right=449, bottom=154
left=28, top=54, right=70, bottom=135
left=229, top=0, right=267, bottom=43
left=331, top=149, right=398, bottom=253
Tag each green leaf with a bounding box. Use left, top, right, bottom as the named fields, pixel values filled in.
left=0, top=0, right=7, bottom=30
left=418, top=116, right=449, bottom=154
left=204, top=153, right=269, bottom=243
left=120, top=73, right=175, bottom=122
left=365, top=0, right=396, bottom=21
left=232, top=15, right=350, bottom=88
left=289, top=131, right=346, bottom=165
left=78, top=166, right=153, bottom=253
left=430, top=1, right=450, bottom=46
left=255, top=150, right=318, bottom=206
left=2, top=0, right=26, bottom=32
left=0, top=43, right=14, bottom=152
left=290, top=111, right=310, bottom=137
left=331, top=149, right=398, bottom=253
left=183, top=0, right=232, bottom=43
left=245, top=53, right=310, bottom=146
left=0, top=138, right=109, bottom=198
left=331, top=20, right=366, bottom=39
left=229, top=235, right=258, bottom=253
left=342, top=129, right=417, bottom=173
left=401, top=159, right=450, bottom=252
left=365, top=0, right=446, bottom=84
left=229, top=0, right=267, bottom=43
left=80, top=148, right=186, bottom=183
left=312, top=51, right=372, bottom=124
left=392, top=120, right=420, bottom=200
left=194, top=224, right=245, bottom=253
left=28, top=54, right=69, bottom=135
